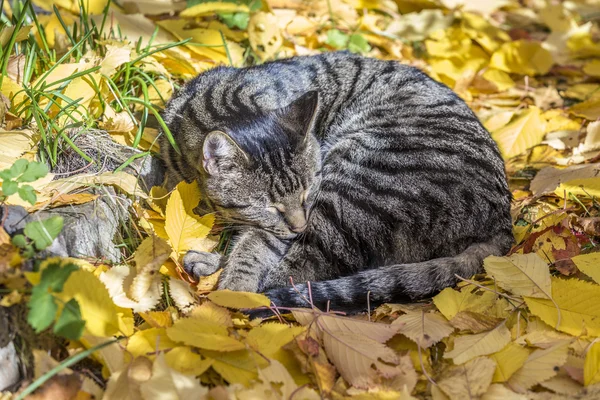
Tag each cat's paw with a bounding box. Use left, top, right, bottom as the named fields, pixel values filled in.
left=183, top=251, right=222, bottom=279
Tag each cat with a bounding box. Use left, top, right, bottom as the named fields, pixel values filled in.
left=160, top=51, right=513, bottom=312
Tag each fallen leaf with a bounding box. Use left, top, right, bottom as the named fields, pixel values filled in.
left=489, top=343, right=530, bottom=382
left=508, top=342, right=570, bottom=392
left=444, top=323, right=511, bottom=365
left=571, top=252, right=600, bottom=284
left=207, top=289, right=271, bottom=309
left=438, top=357, right=496, bottom=400
left=166, top=317, right=245, bottom=351
left=490, top=106, right=547, bottom=159
left=483, top=253, right=552, bottom=298
left=392, top=311, right=454, bottom=348
left=584, top=341, right=600, bottom=386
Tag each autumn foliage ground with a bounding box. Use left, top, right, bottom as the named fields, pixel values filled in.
left=2, top=0, right=600, bottom=399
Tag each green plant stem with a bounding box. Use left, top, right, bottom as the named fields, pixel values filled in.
left=15, top=337, right=124, bottom=400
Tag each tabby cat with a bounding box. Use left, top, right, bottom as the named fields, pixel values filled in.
left=160, top=52, right=513, bottom=312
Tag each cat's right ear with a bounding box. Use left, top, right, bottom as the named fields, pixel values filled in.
left=202, top=131, right=247, bottom=175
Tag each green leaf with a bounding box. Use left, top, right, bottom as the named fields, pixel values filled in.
left=54, top=298, right=85, bottom=340
left=42, top=262, right=79, bottom=292
left=24, top=216, right=64, bottom=250
left=18, top=161, right=49, bottom=183
left=18, top=184, right=37, bottom=205
left=219, top=12, right=249, bottom=30
left=0, top=170, right=12, bottom=181
left=348, top=34, right=371, bottom=54
left=326, top=29, right=349, bottom=49
left=28, top=285, right=58, bottom=333
left=9, top=159, right=28, bottom=177
left=2, top=179, right=18, bottom=196
left=11, top=234, right=27, bottom=248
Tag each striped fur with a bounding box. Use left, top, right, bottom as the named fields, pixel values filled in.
left=160, top=52, right=513, bottom=312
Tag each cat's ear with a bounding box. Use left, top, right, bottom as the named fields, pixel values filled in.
left=281, top=91, right=320, bottom=138
left=202, top=131, right=247, bottom=175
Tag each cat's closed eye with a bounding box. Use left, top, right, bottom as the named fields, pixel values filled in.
left=266, top=204, right=285, bottom=215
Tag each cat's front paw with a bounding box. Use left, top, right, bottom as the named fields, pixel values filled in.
left=183, top=251, right=222, bottom=279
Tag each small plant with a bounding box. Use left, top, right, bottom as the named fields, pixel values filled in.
left=27, top=261, right=85, bottom=340
left=12, top=216, right=64, bottom=258
left=0, top=159, right=49, bottom=205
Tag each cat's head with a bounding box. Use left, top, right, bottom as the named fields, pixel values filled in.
left=199, top=91, right=322, bottom=239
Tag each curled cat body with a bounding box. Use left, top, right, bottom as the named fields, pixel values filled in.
left=160, top=51, right=513, bottom=312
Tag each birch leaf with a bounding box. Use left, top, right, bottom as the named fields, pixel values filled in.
left=584, top=341, right=600, bottom=386
left=483, top=253, right=552, bottom=298
left=490, top=106, right=546, bottom=159
left=444, top=323, right=511, bottom=365
left=508, top=342, right=570, bottom=391
left=165, top=181, right=214, bottom=255
left=438, top=357, right=496, bottom=400
left=572, top=252, right=600, bottom=284
left=525, top=277, right=600, bottom=336
left=207, top=290, right=271, bottom=309
left=489, top=343, right=531, bottom=382
left=392, top=311, right=454, bottom=348
left=322, top=329, right=400, bottom=389
left=166, top=317, right=245, bottom=351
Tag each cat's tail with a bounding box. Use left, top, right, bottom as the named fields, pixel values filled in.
left=263, top=234, right=512, bottom=313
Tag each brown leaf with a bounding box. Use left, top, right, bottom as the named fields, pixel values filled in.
left=438, top=357, right=496, bottom=400
left=449, top=311, right=504, bottom=333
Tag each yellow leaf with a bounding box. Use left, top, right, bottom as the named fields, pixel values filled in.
left=200, top=349, right=267, bottom=385
left=433, top=288, right=499, bottom=320
left=584, top=341, right=600, bottom=386
left=257, top=359, right=320, bottom=399
left=322, top=329, right=400, bottom=389
left=248, top=12, right=284, bottom=61
left=157, top=20, right=244, bottom=66
left=0, top=129, right=36, bottom=170
left=481, top=384, right=528, bottom=400
left=0, top=77, right=28, bottom=108
left=127, top=328, right=178, bottom=358
left=246, top=323, right=307, bottom=384
left=483, top=253, right=552, bottom=298
left=392, top=311, right=454, bottom=348
left=489, top=343, right=530, bottom=382
left=164, top=346, right=213, bottom=376
left=43, top=171, right=148, bottom=199
left=444, top=323, right=511, bottom=365
left=190, top=301, right=232, bottom=327
left=491, top=106, right=546, bottom=159
left=33, top=0, right=110, bottom=14
left=481, top=68, right=515, bottom=92
left=483, top=111, right=514, bottom=132
left=555, top=178, right=600, bottom=200
left=165, top=181, right=214, bottom=255
left=508, top=342, right=569, bottom=391
left=490, top=40, right=554, bottom=76
left=525, top=277, right=600, bottom=336
left=583, top=59, right=600, bottom=77
left=166, top=317, right=245, bottom=351
left=140, top=353, right=208, bottom=399
left=60, top=270, right=121, bottom=337
left=438, top=357, right=496, bottom=400
left=569, top=97, right=600, bottom=120
left=572, top=253, right=600, bottom=284
left=139, top=310, right=173, bottom=328
left=180, top=2, right=249, bottom=17
left=207, top=289, right=271, bottom=309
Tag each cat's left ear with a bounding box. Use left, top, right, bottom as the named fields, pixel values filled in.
left=281, top=91, right=320, bottom=138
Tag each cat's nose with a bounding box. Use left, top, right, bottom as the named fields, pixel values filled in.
left=286, top=209, right=307, bottom=233
left=290, top=223, right=307, bottom=233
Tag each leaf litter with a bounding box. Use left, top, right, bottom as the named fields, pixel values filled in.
left=2, top=0, right=600, bottom=399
